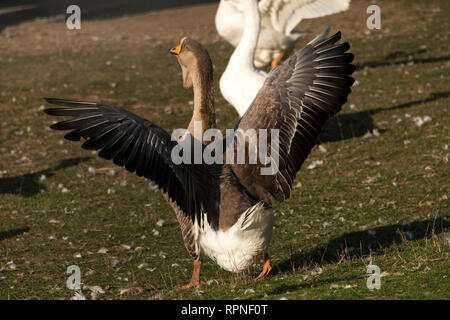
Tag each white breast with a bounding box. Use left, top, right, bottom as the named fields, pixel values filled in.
left=219, top=63, right=266, bottom=117
left=198, top=201, right=274, bottom=272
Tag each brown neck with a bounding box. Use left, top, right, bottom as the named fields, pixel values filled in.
left=187, top=62, right=216, bottom=142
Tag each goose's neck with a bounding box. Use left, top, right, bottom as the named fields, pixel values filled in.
left=230, top=0, right=260, bottom=69
left=187, top=65, right=216, bottom=141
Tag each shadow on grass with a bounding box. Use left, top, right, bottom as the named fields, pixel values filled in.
left=262, top=274, right=363, bottom=297
left=356, top=48, right=450, bottom=70
left=274, top=217, right=449, bottom=274
left=319, top=91, right=450, bottom=142
left=0, top=157, right=90, bottom=197
left=262, top=217, right=449, bottom=296
left=0, top=227, right=30, bottom=241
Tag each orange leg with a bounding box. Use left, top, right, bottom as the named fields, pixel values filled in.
left=181, top=260, right=205, bottom=289
left=255, top=251, right=272, bottom=280
left=271, top=50, right=285, bottom=69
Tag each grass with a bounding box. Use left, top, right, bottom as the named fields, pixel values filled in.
left=0, top=0, right=448, bottom=299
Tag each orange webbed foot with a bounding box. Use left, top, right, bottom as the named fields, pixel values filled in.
left=181, top=280, right=206, bottom=289
left=255, top=259, right=272, bottom=280
left=271, top=50, right=285, bottom=69
left=180, top=259, right=204, bottom=289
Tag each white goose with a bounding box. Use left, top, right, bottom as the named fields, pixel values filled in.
left=218, top=0, right=350, bottom=117
left=216, top=0, right=351, bottom=68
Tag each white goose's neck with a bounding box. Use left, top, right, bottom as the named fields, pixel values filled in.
left=229, top=0, right=260, bottom=70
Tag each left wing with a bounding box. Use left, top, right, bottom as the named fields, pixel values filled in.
left=231, top=30, right=355, bottom=202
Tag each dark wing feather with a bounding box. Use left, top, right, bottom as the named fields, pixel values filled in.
left=44, top=98, right=219, bottom=230
left=231, top=30, right=355, bottom=202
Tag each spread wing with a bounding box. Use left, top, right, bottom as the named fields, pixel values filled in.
left=259, top=0, right=351, bottom=35
left=231, top=30, right=355, bottom=202
left=44, top=98, right=220, bottom=230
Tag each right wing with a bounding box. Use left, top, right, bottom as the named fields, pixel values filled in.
left=44, top=98, right=220, bottom=230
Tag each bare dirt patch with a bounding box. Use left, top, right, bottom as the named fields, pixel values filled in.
left=0, top=2, right=219, bottom=56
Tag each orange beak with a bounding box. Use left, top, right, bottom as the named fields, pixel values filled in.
left=169, top=44, right=181, bottom=56
left=169, top=37, right=185, bottom=56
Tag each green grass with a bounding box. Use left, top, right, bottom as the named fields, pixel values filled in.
left=0, top=0, right=448, bottom=299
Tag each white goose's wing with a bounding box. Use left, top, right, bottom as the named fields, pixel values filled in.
left=259, top=0, right=351, bottom=35
left=231, top=30, right=355, bottom=202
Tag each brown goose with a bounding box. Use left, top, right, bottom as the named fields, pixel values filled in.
left=44, top=31, right=355, bottom=288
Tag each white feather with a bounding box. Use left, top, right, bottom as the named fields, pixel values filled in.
left=198, top=201, right=274, bottom=272
left=259, top=0, right=351, bottom=35
left=216, top=0, right=350, bottom=68
left=217, top=0, right=350, bottom=117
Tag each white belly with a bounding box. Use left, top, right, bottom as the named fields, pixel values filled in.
left=198, top=201, right=274, bottom=272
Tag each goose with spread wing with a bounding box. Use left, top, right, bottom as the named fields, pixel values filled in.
left=44, top=31, right=354, bottom=288
left=216, top=0, right=351, bottom=69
